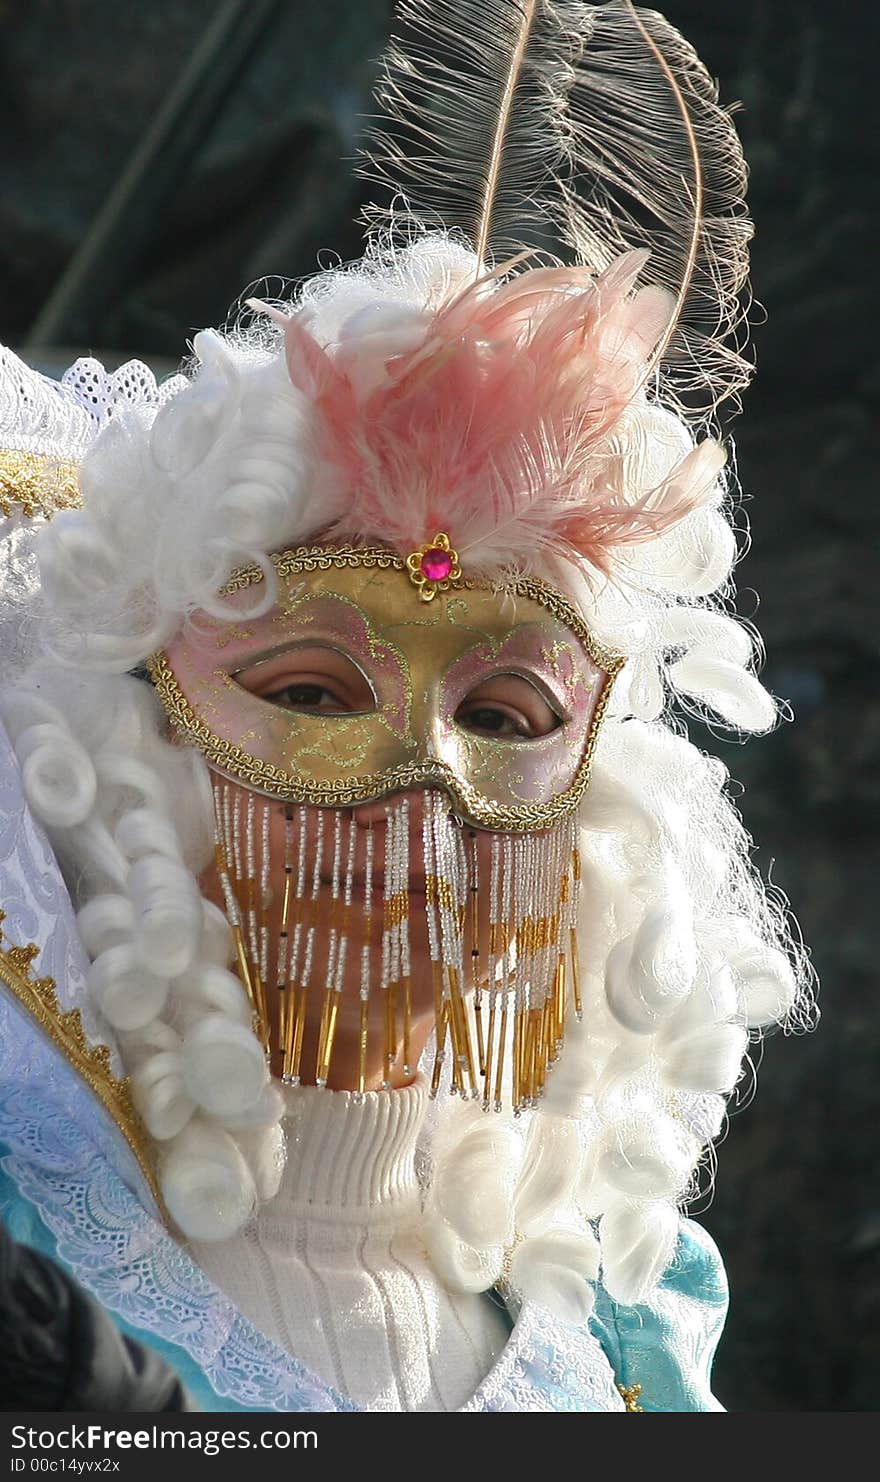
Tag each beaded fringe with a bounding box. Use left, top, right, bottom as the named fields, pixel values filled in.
left=212, top=782, right=581, bottom=1113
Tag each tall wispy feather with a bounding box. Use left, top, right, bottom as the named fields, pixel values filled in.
left=361, top=0, right=753, bottom=426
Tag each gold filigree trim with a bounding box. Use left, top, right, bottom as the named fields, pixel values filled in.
left=618, top=1382, right=644, bottom=1412
left=148, top=543, right=626, bottom=833
left=0, top=448, right=81, bottom=520
left=0, top=910, right=162, bottom=1208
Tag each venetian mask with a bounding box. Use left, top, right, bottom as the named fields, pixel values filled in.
left=150, top=542, right=621, bottom=829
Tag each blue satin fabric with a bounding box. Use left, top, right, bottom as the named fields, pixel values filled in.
left=588, top=1220, right=728, bottom=1411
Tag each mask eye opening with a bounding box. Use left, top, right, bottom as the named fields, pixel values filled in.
left=230, top=641, right=379, bottom=716
left=454, top=669, right=566, bottom=741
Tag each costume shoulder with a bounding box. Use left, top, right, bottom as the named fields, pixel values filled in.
left=589, top=1219, right=729, bottom=1412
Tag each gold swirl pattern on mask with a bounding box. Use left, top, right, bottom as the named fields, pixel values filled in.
left=282, top=712, right=416, bottom=776
left=0, top=911, right=163, bottom=1209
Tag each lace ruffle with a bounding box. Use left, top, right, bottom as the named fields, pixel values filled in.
left=0, top=345, right=185, bottom=464
left=60, top=356, right=187, bottom=437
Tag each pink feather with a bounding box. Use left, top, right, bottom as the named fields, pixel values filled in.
left=268, top=252, right=720, bottom=576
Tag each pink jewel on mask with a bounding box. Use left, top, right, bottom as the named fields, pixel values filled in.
left=421, top=546, right=453, bottom=581
left=405, top=531, right=462, bottom=602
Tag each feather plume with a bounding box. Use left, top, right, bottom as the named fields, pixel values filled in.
left=261, top=246, right=719, bottom=575
left=361, top=0, right=752, bottom=424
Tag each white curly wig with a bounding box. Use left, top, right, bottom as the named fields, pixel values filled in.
left=0, top=234, right=815, bottom=1319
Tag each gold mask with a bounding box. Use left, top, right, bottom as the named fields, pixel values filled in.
left=149, top=544, right=623, bottom=832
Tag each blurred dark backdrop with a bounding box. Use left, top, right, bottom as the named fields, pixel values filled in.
left=0, top=0, right=875, bottom=1413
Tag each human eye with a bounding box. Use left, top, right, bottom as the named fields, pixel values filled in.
left=232, top=645, right=376, bottom=716
left=262, top=680, right=348, bottom=714
left=455, top=674, right=563, bottom=741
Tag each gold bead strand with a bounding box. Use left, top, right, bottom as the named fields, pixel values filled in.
left=435, top=803, right=476, bottom=1097
left=570, top=828, right=583, bottom=1022
left=399, top=797, right=413, bottom=1078
left=555, top=829, right=571, bottom=1053
left=230, top=786, right=260, bottom=1023
left=282, top=805, right=308, bottom=1079
left=493, top=833, right=514, bottom=1113
left=356, top=820, right=374, bottom=1101
left=482, top=834, right=502, bottom=1109
left=276, top=804, right=295, bottom=1073
left=536, top=827, right=562, bottom=1099
left=528, top=833, right=545, bottom=1104
left=256, top=797, right=272, bottom=1053
left=289, top=808, right=324, bottom=1086
left=322, top=810, right=357, bottom=1089
left=212, top=780, right=256, bottom=1023
left=553, top=820, right=573, bottom=1055
left=449, top=812, right=477, bottom=1096
left=316, top=810, right=343, bottom=1087
left=424, top=792, right=449, bottom=1099
left=244, top=793, right=268, bottom=1043
left=469, top=830, right=485, bottom=1078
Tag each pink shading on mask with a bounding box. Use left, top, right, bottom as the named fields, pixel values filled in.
left=439, top=624, right=604, bottom=804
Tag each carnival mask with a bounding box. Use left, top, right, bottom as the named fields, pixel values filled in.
left=150, top=543, right=622, bottom=831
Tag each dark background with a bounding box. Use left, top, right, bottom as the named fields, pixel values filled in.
left=0, top=0, right=875, bottom=1413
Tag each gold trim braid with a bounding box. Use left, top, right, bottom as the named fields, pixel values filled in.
left=0, top=910, right=162, bottom=1209
left=0, top=448, right=81, bottom=520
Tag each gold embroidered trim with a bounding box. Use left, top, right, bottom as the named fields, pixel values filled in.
left=148, top=543, right=626, bottom=832
left=0, top=448, right=81, bottom=520
left=618, top=1382, right=644, bottom=1412
left=0, top=910, right=162, bottom=1208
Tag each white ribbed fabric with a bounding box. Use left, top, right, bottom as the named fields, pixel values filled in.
left=189, top=1075, right=511, bottom=1411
